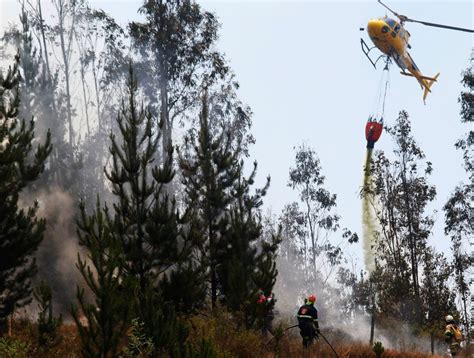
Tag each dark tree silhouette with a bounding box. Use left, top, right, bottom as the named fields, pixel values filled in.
left=0, top=56, right=51, bottom=332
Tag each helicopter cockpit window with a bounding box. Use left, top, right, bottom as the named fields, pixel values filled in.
left=385, top=19, right=396, bottom=28
left=394, top=24, right=401, bottom=33
left=381, top=26, right=389, bottom=33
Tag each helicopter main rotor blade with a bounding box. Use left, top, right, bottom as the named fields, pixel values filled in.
left=377, top=0, right=473, bottom=32
left=377, top=0, right=407, bottom=21
left=404, top=18, right=474, bottom=33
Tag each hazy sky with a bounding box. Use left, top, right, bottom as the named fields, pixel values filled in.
left=1, top=0, right=472, bottom=270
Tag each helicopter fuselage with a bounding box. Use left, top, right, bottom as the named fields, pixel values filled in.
left=366, top=16, right=439, bottom=102
left=367, top=17, right=409, bottom=56
left=361, top=0, right=473, bottom=102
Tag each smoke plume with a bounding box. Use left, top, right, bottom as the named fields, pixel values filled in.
left=30, top=187, right=83, bottom=317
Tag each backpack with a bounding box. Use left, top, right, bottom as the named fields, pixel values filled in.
left=448, top=324, right=463, bottom=342
left=452, top=326, right=463, bottom=342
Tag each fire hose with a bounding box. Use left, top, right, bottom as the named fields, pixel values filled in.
left=265, top=324, right=340, bottom=358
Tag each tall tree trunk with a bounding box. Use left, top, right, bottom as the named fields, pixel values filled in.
left=456, top=253, right=471, bottom=343
left=91, top=58, right=101, bottom=128
left=209, top=221, right=217, bottom=309
left=159, top=60, right=171, bottom=164
left=401, top=167, right=421, bottom=321
left=430, top=330, right=434, bottom=355
left=79, top=61, right=90, bottom=136
left=37, top=0, right=52, bottom=90
left=56, top=0, right=75, bottom=146
left=369, top=293, right=375, bottom=346
left=304, top=184, right=316, bottom=273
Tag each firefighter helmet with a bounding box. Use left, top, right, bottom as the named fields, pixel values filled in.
left=445, top=315, right=454, bottom=323
left=307, top=294, right=316, bottom=303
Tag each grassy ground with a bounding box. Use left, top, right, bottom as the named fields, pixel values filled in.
left=1, top=316, right=471, bottom=357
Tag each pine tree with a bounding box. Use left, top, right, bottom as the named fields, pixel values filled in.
left=33, top=280, right=63, bottom=346
left=217, top=162, right=279, bottom=329
left=179, top=92, right=279, bottom=328
left=102, top=65, right=200, bottom=352
left=0, top=56, right=51, bottom=332
left=72, top=199, right=131, bottom=357
left=179, top=92, right=241, bottom=308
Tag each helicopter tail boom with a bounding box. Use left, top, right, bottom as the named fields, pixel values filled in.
left=399, top=71, right=439, bottom=82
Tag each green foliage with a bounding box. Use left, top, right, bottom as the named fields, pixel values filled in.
left=373, top=341, right=384, bottom=358
left=129, top=0, right=234, bottom=156
left=457, top=63, right=473, bottom=176
left=33, top=281, right=62, bottom=346
left=217, top=162, right=279, bottom=330
left=0, top=337, right=30, bottom=358
left=120, top=318, right=154, bottom=358
left=269, top=323, right=285, bottom=355
left=104, top=65, right=202, bottom=353
left=362, top=111, right=437, bottom=325
left=159, top=260, right=207, bottom=315
left=73, top=65, right=203, bottom=356
left=72, top=198, right=132, bottom=358
left=179, top=92, right=242, bottom=308
left=279, top=144, right=351, bottom=315
left=443, top=61, right=473, bottom=341
left=287, top=144, right=342, bottom=274
left=179, top=93, right=279, bottom=329
left=0, top=55, right=52, bottom=332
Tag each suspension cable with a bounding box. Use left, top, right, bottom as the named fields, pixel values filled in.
left=381, top=68, right=390, bottom=120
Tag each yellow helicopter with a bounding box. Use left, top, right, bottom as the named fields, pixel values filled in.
left=360, top=0, right=473, bottom=102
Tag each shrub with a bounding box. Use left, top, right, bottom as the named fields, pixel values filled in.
left=33, top=281, right=63, bottom=346
left=0, top=337, right=30, bottom=358
left=120, top=318, right=154, bottom=357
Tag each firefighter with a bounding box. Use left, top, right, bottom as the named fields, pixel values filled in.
left=256, top=290, right=275, bottom=336
left=444, top=315, right=463, bottom=357
left=296, top=294, right=319, bottom=348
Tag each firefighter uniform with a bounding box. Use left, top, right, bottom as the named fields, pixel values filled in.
left=297, top=299, right=319, bottom=348
left=445, top=322, right=463, bottom=356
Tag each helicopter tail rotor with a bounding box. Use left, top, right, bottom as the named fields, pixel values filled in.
left=422, top=72, right=440, bottom=103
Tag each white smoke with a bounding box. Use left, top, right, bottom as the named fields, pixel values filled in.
left=273, top=245, right=441, bottom=354
left=21, top=187, right=83, bottom=317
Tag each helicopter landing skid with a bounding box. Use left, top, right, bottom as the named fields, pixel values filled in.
left=360, top=38, right=377, bottom=68
left=360, top=38, right=390, bottom=70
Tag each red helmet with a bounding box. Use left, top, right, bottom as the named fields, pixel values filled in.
left=307, top=294, right=316, bottom=303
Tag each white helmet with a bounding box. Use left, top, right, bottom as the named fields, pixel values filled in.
left=445, top=315, right=454, bottom=323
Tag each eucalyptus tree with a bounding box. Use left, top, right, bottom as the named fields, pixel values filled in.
left=362, top=111, right=436, bottom=324
left=129, top=0, right=252, bottom=164
left=287, top=144, right=341, bottom=282
left=443, top=61, right=473, bottom=338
